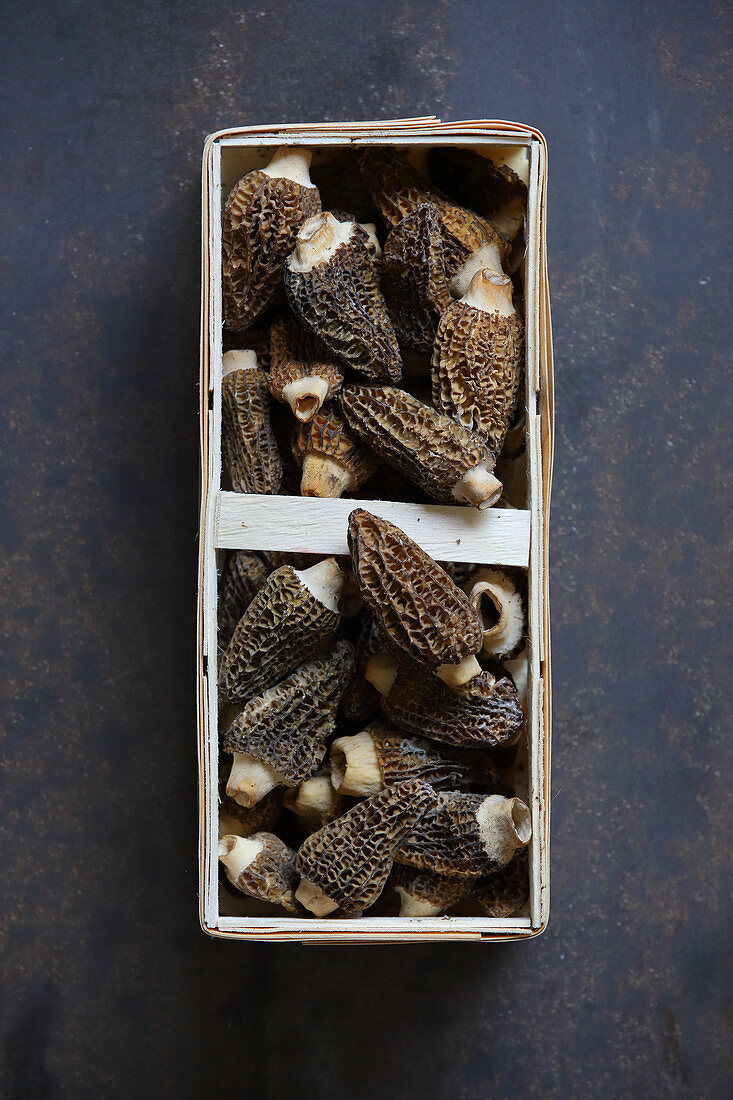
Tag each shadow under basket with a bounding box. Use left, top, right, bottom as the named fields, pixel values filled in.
left=198, top=117, right=554, bottom=943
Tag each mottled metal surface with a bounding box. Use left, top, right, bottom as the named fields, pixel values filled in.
left=1, top=1, right=730, bottom=1096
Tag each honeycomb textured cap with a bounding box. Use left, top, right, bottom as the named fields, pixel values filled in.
left=295, top=778, right=438, bottom=913
left=267, top=314, right=344, bottom=420
left=284, top=222, right=402, bottom=383
left=222, top=153, right=321, bottom=332
left=339, top=386, right=493, bottom=506
left=347, top=509, right=483, bottom=671
left=218, top=551, right=269, bottom=649
left=221, top=363, right=283, bottom=495
left=427, top=147, right=528, bottom=222
left=472, top=847, right=530, bottom=917
left=219, top=562, right=342, bottom=704
left=218, top=832, right=299, bottom=913
left=381, top=666, right=524, bottom=749
left=292, top=405, right=377, bottom=496
left=218, top=774, right=284, bottom=838
left=367, top=723, right=500, bottom=790
left=390, top=864, right=473, bottom=916
left=339, top=615, right=382, bottom=724
left=222, top=641, right=355, bottom=785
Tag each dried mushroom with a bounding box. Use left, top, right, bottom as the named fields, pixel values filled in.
left=295, top=779, right=438, bottom=915
left=381, top=203, right=467, bottom=353
left=219, top=785, right=283, bottom=839
left=221, top=350, right=283, bottom=495
left=292, top=406, right=377, bottom=498
left=283, top=768, right=344, bottom=834
left=218, top=832, right=299, bottom=913
left=284, top=212, right=402, bottom=382
left=396, top=792, right=531, bottom=877
left=465, top=568, right=525, bottom=660
left=268, top=314, right=343, bottom=422
left=223, top=641, right=354, bottom=806
left=339, top=616, right=382, bottom=724
left=330, top=721, right=497, bottom=797
left=218, top=551, right=269, bottom=649
left=220, top=558, right=343, bottom=704
left=432, top=270, right=524, bottom=455
left=347, top=509, right=483, bottom=687
left=380, top=665, right=524, bottom=749
left=427, top=147, right=527, bottom=237
left=222, top=146, right=321, bottom=331
left=473, top=848, right=530, bottom=917
left=339, top=386, right=502, bottom=509
left=310, top=149, right=378, bottom=223
left=390, top=865, right=473, bottom=917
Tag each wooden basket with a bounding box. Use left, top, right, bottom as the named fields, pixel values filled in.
left=198, top=118, right=554, bottom=942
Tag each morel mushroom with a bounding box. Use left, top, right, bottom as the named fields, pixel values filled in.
left=219, top=786, right=284, bottom=839
left=268, top=314, right=343, bottom=423
left=218, top=551, right=269, bottom=649
left=339, top=615, right=382, bottom=724
left=395, top=792, right=531, bottom=877
left=218, top=832, right=299, bottom=913
left=432, top=270, right=524, bottom=455
left=222, top=146, right=321, bottom=331
left=381, top=202, right=468, bottom=354
left=221, top=350, right=283, bottom=495
left=223, top=640, right=354, bottom=806
left=390, top=865, right=473, bottom=917
left=295, top=778, right=438, bottom=915
left=347, top=509, right=483, bottom=687
left=380, top=665, right=524, bottom=749
left=473, top=848, right=530, bottom=917
left=427, top=147, right=527, bottom=240
left=339, top=386, right=501, bottom=509
left=330, top=721, right=497, bottom=797
left=310, top=148, right=378, bottom=223
left=220, top=558, right=343, bottom=703
left=283, top=768, right=344, bottom=834
left=284, top=212, right=402, bottom=382
left=465, top=568, right=525, bottom=660
left=292, top=406, right=377, bottom=498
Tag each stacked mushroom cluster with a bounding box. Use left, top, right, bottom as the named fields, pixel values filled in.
left=220, top=144, right=528, bottom=510
left=217, top=510, right=531, bottom=918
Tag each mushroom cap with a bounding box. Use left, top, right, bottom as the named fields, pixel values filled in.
left=292, top=406, right=377, bottom=491
left=390, top=864, right=473, bottom=916
left=339, top=615, right=383, bottom=724
left=381, top=666, right=524, bottom=749
left=218, top=783, right=284, bottom=838
left=218, top=831, right=299, bottom=913
left=268, top=314, right=344, bottom=419
left=218, top=551, right=269, bottom=649
left=347, top=508, right=483, bottom=671
left=427, top=147, right=527, bottom=223
left=295, top=778, right=438, bottom=913
left=472, top=847, right=530, bottom=917
left=221, top=360, right=283, bottom=495
left=223, top=640, right=355, bottom=785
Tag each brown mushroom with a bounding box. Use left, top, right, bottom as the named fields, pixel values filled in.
left=432, top=269, right=524, bottom=455
left=222, top=146, right=321, bottom=332
left=284, top=212, right=402, bottom=383
left=395, top=792, right=531, bottom=877
left=267, top=314, right=344, bottom=423
left=472, top=847, right=530, bottom=917
left=218, top=551, right=269, bottom=649
left=310, top=148, right=378, bottom=223
left=218, top=784, right=284, bottom=839
left=218, top=832, right=299, bottom=913
left=295, top=778, right=438, bottom=915
left=292, top=405, right=377, bottom=498
left=219, top=558, right=343, bottom=704
left=427, top=147, right=527, bottom=233
left=390, top=865, right=474, bottom=917
left=282, top=767, right=345, bottom=835
left=339, top=386, right=502, bottom=509
left=339, top=615, right=383, bottom=724
left=347, top=509, right=484, bottom=687
left=221, top=350, right=283, bottom=495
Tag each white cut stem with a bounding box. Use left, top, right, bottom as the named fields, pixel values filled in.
left=300, top=454, right=354, bottom=498
left=295, top=557, right=344, bottom=612
left=365, top=652, right=399, bottom=696
left=504, top=646, right=529, bottom=707
left=436, top=653, right=482, bottom=689
left=218, top=834, right=265, bottom=881
left=490, top=196, right=525, bottom=242
left=451, top=242, right=504, bottom=297
left=475, top=795, right=532, bottom=866
left=468, top=570, right=524, bottom=657
left=288, top=213, right=354, bottom=274
left=452, top=461, right=503, bottom=510
left=330, top=732, right=383, bottom=796
left=461, top=270, right=515, bottom=317
left=396, top=889, right=444, bottom=917
left=296, top=878, right=339, bottom=916
left=222, top=349, right=258, bottom=376
left=359, top=221, right=382, bottom=257
left=282, top=376, right=330, bottom=421
left=285, top=773, right=339, bottom=829
left=226, top=752, right=283, bottom=808
left=261, top=145, right=314, bottom=188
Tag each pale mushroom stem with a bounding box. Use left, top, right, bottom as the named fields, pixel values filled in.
left=489, top=196, right=525, bottom=242
left=282, top=376, right=331, bottom=421
left=300, top=454, right=354, bottom=498
left=226, top=752, right=282, bottom=808
left=396, top=890, right=444, bottom=918
left=284, top=773, right=339, bottom=827
left=475, top=795, right=532, bottom=866
left=469, top=573, right=523, bottom=657
left=330, top=732, right=383, bottom=796
left=291, top=213, right=354, bottom=272
left=222, top=349, right=258, bottom=376
left=364, top=652, right=399, bottom=696
left=295, top=557, right=344, bottom=611
left=218, top=834, right=264, bottom=880
left=295, top=877, right=339, bottom=916
left=462, top=270, right=515, bottom=317
left=436, top=653, right=482, bottom=689
left=452, top=461, right=503, bottom=510
left=451, top=241, right=505, bottom=297
left=261, top=145, right=314, bottom=187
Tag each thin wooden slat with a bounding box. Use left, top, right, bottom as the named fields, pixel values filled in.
left=216, top=492, right=531, bottom=566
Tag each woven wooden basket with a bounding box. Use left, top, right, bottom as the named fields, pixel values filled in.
left=198, top=118, right=554, bottom=942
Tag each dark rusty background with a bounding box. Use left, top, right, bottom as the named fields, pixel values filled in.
left=1, top=1, right=730, bottom=1096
